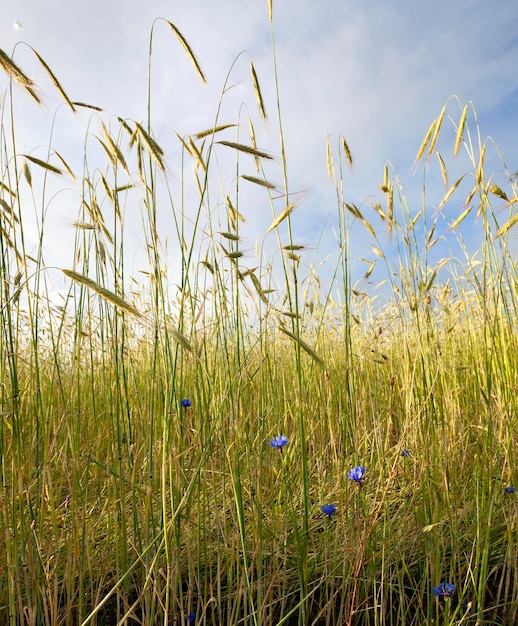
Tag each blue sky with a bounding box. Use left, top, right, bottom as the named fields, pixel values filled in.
left=1, top=0, right=518, bottom=308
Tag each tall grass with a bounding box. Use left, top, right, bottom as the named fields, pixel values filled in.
left=1, top=8, right=518, bottom=626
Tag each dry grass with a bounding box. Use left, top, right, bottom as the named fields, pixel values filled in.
left=1, top=18, right=518, bottom=626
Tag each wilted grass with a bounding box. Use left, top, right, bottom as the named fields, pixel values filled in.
left=1, top=8, right=518, bottom=626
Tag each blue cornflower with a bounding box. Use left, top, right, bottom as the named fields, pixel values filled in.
left=188, top=613, right=195, bottom=623
left=180, top=398, right=192, bottom=409
left=347, top=466, right=365, bottom=484
left=432, top=582, right=456, bottom=598
left=401, top=449, right=411, bottom=457
left=504, top=486, right=515, bottom=494
left=321, top=504, right=336, bottom=517
left=270, top=435, right=289, bottom=449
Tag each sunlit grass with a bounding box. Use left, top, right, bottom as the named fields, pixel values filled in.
left=1, top=8, right=518, bottom=626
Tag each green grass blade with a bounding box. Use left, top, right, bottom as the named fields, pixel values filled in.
left=62, top=269, right=142, bottom=318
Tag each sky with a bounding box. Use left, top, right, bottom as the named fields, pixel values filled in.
left=1, top=0, right=518, bottom=312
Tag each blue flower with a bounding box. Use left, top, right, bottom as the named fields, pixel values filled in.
left=180, top=398, right=192, bottom=409
left=188, top=613, right=195, bottom=623
left=432, top=582, right=456, bottom=598
left=321, top=504, right=336, bottom=517
left=504, top=486, right=515, bottom=494
left=270, top=435, right=289, bottom=449
left=401, top=449, right=411, bottom=457
left=347, top=466, right=365, bottom=483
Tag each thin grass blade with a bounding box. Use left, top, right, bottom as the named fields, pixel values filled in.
left=436, top=175, right=465, bottom=211
left=415, top=120, right=436, bottom=162
left=23, top=155, right=63, bottom=176
left=250, top=61, right=268, bottom=122
left=341, top=134, right=353, bottom=167
left=99, top=120, right=130, bottom=174
left=265, top=203, right=296, bottom=235
left=217, top=141, right=273, bottom=160
left=166, top=21, right=207, bottom=83
left=454, top=103, right=468, bottom=156
left=279, top=326, right=325, bottom=368
left=241, top=175, right=277, bottom=189
left=135, top=122, right=165, bottom=171
left=0, top=48, right=41, bottom=103
left=193, top=124, right=236, bottom=140
left=62, top=269, right=142, bottom=318
left=436, top=152, right=449, bottom=187
left=31, top=47, right=76, bottom=112
left=449, top=205, right=472, bottom=230
left=495, top=213, right=518, bottom=238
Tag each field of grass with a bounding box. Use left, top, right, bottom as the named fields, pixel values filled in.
left=1, top=9, right=518, bottom=626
